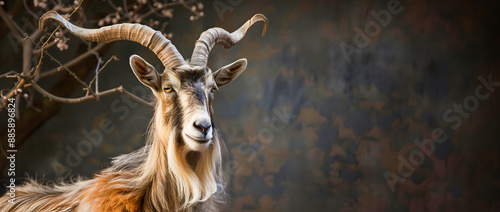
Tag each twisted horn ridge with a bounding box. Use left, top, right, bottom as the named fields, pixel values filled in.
left=39, top=11, right=186, bottom=68
left=190, top=14, right=268, bottom=67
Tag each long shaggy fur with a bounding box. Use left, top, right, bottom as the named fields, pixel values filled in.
left=1, top=10, right=266, bottom=212
left=0, top=101, right=226, bottom=211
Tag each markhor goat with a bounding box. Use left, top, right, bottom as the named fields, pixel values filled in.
left=0, top=11, right=267, bottom=211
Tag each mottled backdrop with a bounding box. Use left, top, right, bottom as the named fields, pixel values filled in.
left=1, top=0, right=500, bottom=211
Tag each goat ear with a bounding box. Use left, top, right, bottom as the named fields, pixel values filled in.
left=129, top=55, right=161, bottom=91
left=213, top=58, right=247, bottom=87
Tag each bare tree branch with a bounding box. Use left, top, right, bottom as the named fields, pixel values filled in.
left=139, top=0, right=196, bottom=21
left=52, top=4, right=76, bottom=13
left=122, top=0, right=128, bottom=17
left=38, top=43, right=106, bottom=79
left=23, top=90, right=41, bottom=112
left=0, top=6, right=23, bottom=42
left=41, top=46, right=97, bottom=97
left=0, top=0, right=202, bottom=117
left=0, top=0, right=87, bottom=110
left=0, top=0, right=204, bottom=173
left=93, top=55, right=101, bottom=93
left=30, top=79, right=154, bottom=108
left=32, top=38, right=58, bottom=54
left=23, top=0, right=39, bottom=19
left=88, top=55, right=118, bottom=90
left=0, top=71, right=18, bottom=79
left=121, top=88, right=154, bottom=109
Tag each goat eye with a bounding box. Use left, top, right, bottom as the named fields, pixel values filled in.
left=210, top=86, right=217, bottom=93
left=164, top=86, right=173, bottom=93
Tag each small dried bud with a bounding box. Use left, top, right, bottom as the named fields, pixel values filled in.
left=0, top=1, right=5, bottom=6
left=191, top=5, right=196, bottom=12
left=167, top=33, right=173, bottom=39
left=23, top=93, right=29, bottom=99
left=56, top=37, right=69, bottom=51
left=117, top=7, right=122, bottom=12
left=197, top=2, right=203, bottom=10
left=98, top=19, right=105, bottom=26
left=17, top=88, right=22, bottom=93
left=199, top=11, right=204, bottom=17
left=38, top=2, right=46, bottom=8
left=112, top=18, right=118, bottom=24
left=161, top=9, right=173, bottom=18
left=189, top=16, right=194, bottom=21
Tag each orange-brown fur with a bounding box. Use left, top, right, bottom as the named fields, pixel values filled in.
left=0, top=10, right=266, bottom=212
left=0, top=100, right=226, bottom=212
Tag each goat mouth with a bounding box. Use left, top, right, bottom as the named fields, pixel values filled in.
left=186, top=151, right=201, bottom=169
left=185, top=133, right=210, bottom=144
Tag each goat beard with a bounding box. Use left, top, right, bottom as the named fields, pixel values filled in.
left=186, top=151, right=201, bottom=170
left=166, top=135, right=220, bottom=208
left=148, top=109, right=222, bottom=209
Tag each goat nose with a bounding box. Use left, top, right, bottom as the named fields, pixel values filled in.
left=194, top=119, right=211, bottom=134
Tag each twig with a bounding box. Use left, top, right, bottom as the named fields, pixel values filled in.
left=0, top=6, right=23, bottom=42
left=69, top=0, right=84, bottom=17
left=28, top=30, right=42, bottom=46
left=32, top=38, right=58, bottom=54
left=0, top=71, right=18, bottom=79
left=122, top=0, right=129, bottom=16
left=23, top=0, right=39, bottom=19
left=43, top=48, right=97, bottom=97
left=138, top=0, right=196, bottom=21
left=0, top=0, right=87, bottom=109
left=107, top=0, right=118, bottom=11
left=38, top=43, right=106, bottom=79
left=88, top=55, right=118, bottom=90
left=24, top=32, right=96, bottom=97
left=30, top=80, right=154, bottom=108
left=52, top=4, right=76, bottom=13
left=30, top=0, right=85, bottom=77
left=24, top=89, right=41, bottom=112
left=22, top=33, right=34, bottom=74
left=22, top=33, right=92, bottom=95
left=121, top=89, right=154, bottom=109
left=94, top=55, right=101, bottom=93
